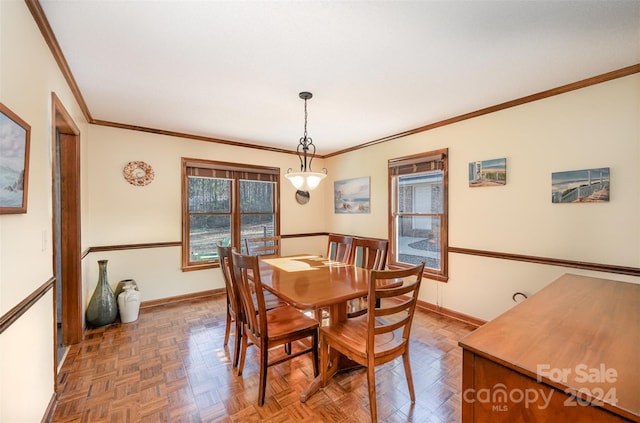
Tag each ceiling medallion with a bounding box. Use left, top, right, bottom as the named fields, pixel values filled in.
left=123, top=161, right=154, bottom=186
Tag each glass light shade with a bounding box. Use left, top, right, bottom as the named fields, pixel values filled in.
left=285, top=171, right=327, bottom=191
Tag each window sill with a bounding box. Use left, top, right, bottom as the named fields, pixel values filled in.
left=387, top=263, right=448, bottom=282
left=182, top=262, right=219, bottom=272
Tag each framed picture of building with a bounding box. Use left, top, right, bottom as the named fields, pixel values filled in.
left=552, top=167, right=610, bottom=203
left=0, top=103, right=31, bottom=214
left=469, top=158, right=506, bottom=187
left=334, top=176, right=370, bottom=213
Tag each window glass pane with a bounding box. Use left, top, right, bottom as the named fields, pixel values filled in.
left=396, top=215, right=441, bottom=270
left=183, top=159, right=280, bottom=270
left=239, top=180, right=274, bottom=213
left=398, top=171, right=443, bottom=214
left=240, top=214, right=275, bottom=253
left=188, top=176, right=230, bottom=213
left=189, top=215, right=231, bottom=262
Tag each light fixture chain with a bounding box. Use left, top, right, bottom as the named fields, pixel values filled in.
left=303, top=97, right=308, bottom=140
left=299, top=94, right=314, bottom=172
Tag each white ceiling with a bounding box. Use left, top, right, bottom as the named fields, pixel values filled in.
left=39, top=0, right=640, bottom=155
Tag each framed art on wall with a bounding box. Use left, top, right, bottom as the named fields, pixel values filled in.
left=334, top=176, right=370, bottom=213
left=469, top=158, right=506, bottom=187
left=551, top=167, right=610, bottom=203
left=0, top=103, right=31, bottom=214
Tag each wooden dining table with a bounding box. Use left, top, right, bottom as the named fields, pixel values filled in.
left=257, top=254, right=371, bottom=402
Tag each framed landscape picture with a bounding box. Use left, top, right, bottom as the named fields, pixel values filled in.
left=334, top=176, right=370, bottom=213
left=552, top=167, right=610, bottom=203
left=0, top=103, right=31, bottom=214
left=469, top=158, right=506, bottom=187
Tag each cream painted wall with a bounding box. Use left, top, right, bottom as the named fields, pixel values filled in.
left=1, top=293, right=54, bottom=423
left=324, top=74, right=640, bottom=321
left=83, top=124, right=328, bottom=302
left=1, top=0, right=638, bottom=420
left=0, top=1, right=89, bottom=421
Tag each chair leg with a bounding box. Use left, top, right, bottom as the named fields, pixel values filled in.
left=258, top=345, right=269, bottom=406
left=311, top=331, right=319, bottom=377
left=232, top=320, right=242, bottom=368
left=402, top=350, right=416, bottom=402
left=366, top=363, right=377, bottom=423
left=237, top=331, right=248, bottom=376
left=223, top=307, right=231, bottom=346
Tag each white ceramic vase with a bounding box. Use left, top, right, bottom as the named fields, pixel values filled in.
left=117, top=286, right=141, bottom=323
left=114, top=279, right=138, bottom=300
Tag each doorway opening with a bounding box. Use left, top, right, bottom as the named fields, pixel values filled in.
left=52, top=93, right=82, bottom=376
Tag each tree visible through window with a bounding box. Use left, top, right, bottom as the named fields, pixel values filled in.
left=182, top=158, right=279, bottom=270
left=389, top=149, right=448, bottom=281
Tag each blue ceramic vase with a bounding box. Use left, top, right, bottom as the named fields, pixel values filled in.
left=86, top=260, right=117, bottom=327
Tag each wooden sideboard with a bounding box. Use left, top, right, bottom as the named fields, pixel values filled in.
left=459, top=274, right=639, bottom=422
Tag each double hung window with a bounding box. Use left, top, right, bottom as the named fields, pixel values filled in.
left=389, top=149, right=448, bottom=281
left=182, top=158, right=279, bottom=270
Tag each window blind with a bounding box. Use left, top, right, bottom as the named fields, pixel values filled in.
left=186, top=161, right=279, bottom=182
left=388, top=153, right=445, bottom=176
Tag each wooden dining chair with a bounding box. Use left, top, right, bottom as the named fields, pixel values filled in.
left=218, top=243, right=243, bottom=369
left=313, top=234, right=355, bottom=322
left=351, top=237, right=388, bottom=270
left=245, top=235, right=280, bottom=257
left=231, top=251, right=319, bottom=406
left=319, top=262, right=425, bottom=423
left=348, top=237, right=389, bottom=318
left=326, top=234, right=354, bottom=263
left=218, top=243, right=287, bottom=369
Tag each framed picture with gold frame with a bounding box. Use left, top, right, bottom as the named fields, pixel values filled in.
left=0, top=103, right=31, bottom=214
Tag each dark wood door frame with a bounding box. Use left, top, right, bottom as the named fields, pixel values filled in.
left=52, top=93, right=82, bottom=353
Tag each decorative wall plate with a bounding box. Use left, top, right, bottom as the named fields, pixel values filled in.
left=295, top=190, right=310, bottom=205
left=123, top=161, right=154, bottom=186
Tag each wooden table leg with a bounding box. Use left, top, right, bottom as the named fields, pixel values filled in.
left=300, top=303, right=348, bottom=403
left=300, top=375, right=322, bottom=403
left=300, top=345, right=340, bottom=403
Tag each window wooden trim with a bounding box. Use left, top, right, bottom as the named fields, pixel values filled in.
left=388, top=148, right=448, bottom=282
left=181, top=157, right=280, bottom=271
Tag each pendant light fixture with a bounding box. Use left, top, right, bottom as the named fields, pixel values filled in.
left=285, top=91, right=327, bottom=192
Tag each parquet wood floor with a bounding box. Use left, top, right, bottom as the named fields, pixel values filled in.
left=52, top=294, right=475, bottom=423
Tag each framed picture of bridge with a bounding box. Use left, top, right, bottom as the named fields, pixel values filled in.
left=551, top=167, right=610, bottom=203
